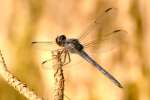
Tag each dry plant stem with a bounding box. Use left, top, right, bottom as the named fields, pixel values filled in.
left=0, top=50, right=43, bottom=100
left=52, top=50, right=65, bottom=100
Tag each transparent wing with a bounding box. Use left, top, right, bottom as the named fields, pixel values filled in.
left=78, top=7, right=118, bottom=43
left=31, top=41, right=60, bottom=51
left=31, top=40, right=63, bottom=67
left=83, top=29, right=127, bottom=53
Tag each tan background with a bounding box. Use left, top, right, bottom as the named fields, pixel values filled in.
left=0, top=0, right=150, bottom=100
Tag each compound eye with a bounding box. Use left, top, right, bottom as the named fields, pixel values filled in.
left=56, top=35, right=66, bottom=46
left=60, top=35, right=66, bottom=41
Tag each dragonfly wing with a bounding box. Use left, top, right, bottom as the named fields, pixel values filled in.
left=77, top=50, right=123, bottom=88
left=79, top=7, right=118, bottom=43
left=83, top=29, right=127, bottom=53
left=31, top=41, right=60, bottom=51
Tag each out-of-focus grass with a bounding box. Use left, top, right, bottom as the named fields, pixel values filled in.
left=0, top=0, right=150, bottom=100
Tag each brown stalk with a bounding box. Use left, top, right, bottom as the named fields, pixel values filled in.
left=0, top=50, right=43, bottom=100
left=52, top=50, right=65, bottom=100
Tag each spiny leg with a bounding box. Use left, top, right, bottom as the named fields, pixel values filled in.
left=62, top=50, right=71, bottom=66
left=41, top=53, right=58, bottom=64
left=62, top=50, right=67, bottom=64
left=42, top=58, right=53, bottom=64
left=41, top=49, right=64, bottom=69
left=42, top=49, right=71, bottom=67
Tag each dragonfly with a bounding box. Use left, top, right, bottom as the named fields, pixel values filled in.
left=32, top=7, right=126, bottom=88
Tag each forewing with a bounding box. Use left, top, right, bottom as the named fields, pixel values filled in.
left=31, top=41, right=60, bottom=51
left=31, top=41, right=61, bottom=66
left=79, top=7, right=118, bottom=43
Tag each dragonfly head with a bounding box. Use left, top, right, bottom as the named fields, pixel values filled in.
left=56, top=35, right=66, bottom=46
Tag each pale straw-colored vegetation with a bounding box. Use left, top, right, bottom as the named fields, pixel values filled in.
left=0, top=0, right=150, bottom=100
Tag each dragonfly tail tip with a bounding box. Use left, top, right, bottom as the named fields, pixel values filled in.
left=117, top=83, right=123, bottom=88
left=32, top=42, right=36, bottom=44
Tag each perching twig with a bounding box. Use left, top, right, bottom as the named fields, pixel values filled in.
left=52, top=50, right=65, bottom=100
left=0, top=50, right=43, bottom=100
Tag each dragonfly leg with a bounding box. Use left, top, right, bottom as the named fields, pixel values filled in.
left=62, top=51, right=71, bottom=66
left=56, top=49, right=68, bottom=65
left=41, top=49, right=64, bottom=69
left=67, top=52, right=71, bottom=64
left=42, top=59, right=50, bottom=64
left=49, top=49, right=71, bottom=66
left=62, top=50, right=67, bottom=64
left=41, top=56, right=56, bottom=64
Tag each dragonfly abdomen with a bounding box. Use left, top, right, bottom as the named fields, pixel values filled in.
left=65, top=39, right=84, bottom=53
left=77, top=50, right=123, bottom=88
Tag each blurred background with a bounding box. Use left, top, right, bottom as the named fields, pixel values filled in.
left=0, top=0, right=150, bottom=100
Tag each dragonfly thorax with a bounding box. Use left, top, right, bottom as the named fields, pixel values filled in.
left=56, top=35, right=66, bottom=46
left=64, top=39, right=84, bottom=53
